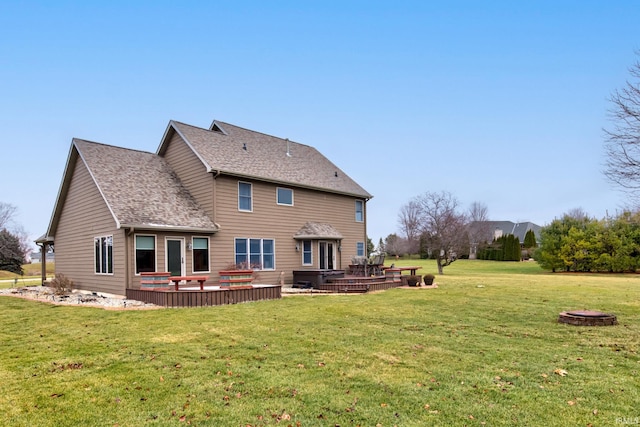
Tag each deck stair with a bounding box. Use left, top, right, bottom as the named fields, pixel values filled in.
left=320, top=275, right=399, bottom=293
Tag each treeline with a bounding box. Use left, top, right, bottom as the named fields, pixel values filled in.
left=535, top=211, right=640, bottom=273
left=477, top=234, right=523, bottom=261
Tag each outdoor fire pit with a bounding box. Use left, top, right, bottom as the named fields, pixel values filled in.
left=558, top=310, right=618, bottom=326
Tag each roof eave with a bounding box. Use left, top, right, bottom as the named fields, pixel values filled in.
left=119, top=223, right=220, bottom=234
left=157, top=121, right=214, bottom=171
left=216, top=170, right=372, bottom=200
left=293, top=235, right=343, bottom=240
left=35, top=234, right=54, bottom=244
left=42, top=143, right=77, bottom=239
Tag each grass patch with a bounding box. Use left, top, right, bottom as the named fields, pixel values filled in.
left=1, top=260, right=639, bottom=426
left=0, top=263, right=55, bottom=287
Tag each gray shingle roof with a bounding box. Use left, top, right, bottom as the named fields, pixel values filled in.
left=74, top=139, right=218, bottom=232
left=293, top=222, right=344, bottom=240
left=164, top=120, right=372, bottom=199
left=469, top=221, right=541, bottom=244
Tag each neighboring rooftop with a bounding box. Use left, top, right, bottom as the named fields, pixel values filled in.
left=469, top=221, right=542, bottom=243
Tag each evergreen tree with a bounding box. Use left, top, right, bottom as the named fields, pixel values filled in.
left=367, top=237, right=375, bottom=255
left=536, top=211, right=640, bottom=273
left=0, top=229, right=25, bottom=274
left=524, top=229, right=537, bottom=248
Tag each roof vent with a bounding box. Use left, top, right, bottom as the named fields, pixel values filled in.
left=334, top=171, right=338, bottom=177
left=286, top=138, right=291, bottom=157
left=243, top=143, right=247, bottom=151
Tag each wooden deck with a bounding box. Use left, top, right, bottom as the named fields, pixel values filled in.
left=126, top=285, right=281, bottom=308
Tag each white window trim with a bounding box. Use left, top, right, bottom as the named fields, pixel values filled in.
left=134, top=234, right=157, bottom=276
left=302, top=240, right=313, bottom=266
left=355, top=199, right=364, bottom=222
left=94, top=235, right=114, bottom=275
left=276, top=187, right=294, bottom=206
left=234, top=237, right=276, bottom=271
left=192, top=236, right=211, bottom=273
left=356, top=241, right=365, bottom=257
left=238, top=181, right=253, bottom=212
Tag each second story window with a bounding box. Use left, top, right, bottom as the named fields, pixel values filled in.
left=238, top=182, right=252, bottom=211
left=277, top=187, right=293, bottom=206
left=355, top=200, right=364, bottom=222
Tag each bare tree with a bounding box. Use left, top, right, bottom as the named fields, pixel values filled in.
left=0, top=202, right=17, bottom=230
left=564, top=207, right=590, bottom=221
left=468, top=201, right=489, bottom=223
left=384, top=233, right=407, bottom=257
left=604, top=51, right=640, bottom=202
left=397, top=199, right=421, bottom=254
left=467, top=201, right=491, bottom=259
left=415, top=191, right=468, bottom=274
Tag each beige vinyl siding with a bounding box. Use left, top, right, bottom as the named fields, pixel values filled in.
left=128, top=232, right=216, bottom=289
left=212, top=175, right=367, bottom=284
left=54, top=157, right=126, bottom=295
left=162, top=132, right=214, bottom=219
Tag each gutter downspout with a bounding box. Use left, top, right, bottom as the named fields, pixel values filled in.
left=126, top=227, right=134, bottom=290
left=38, top=243, right=46, bottom=286
left=211, top=170, right=221, bottom=227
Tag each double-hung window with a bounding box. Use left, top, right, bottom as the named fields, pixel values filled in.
left=356, top=241, right=365, bottom=257
left=94, top=235, right=113, bottom=274
left=302, top=240, right=312, bottom=265
left=238, top=182, right=252, bottom=211
left=355, top=200, right=364, bottom=222
left=135, top=235, right=156, bottom=274
left=235, top=238, right=275, bottom=270
left=192, top=237, right=209, bottom=273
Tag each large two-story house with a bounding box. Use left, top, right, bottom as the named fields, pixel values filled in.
left=37, top=119, right=372, bottom=296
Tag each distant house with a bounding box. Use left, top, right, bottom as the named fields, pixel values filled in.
left=468, top=221, right=542, bottom=259
left=29, top=251, right=54, bottom=264
left=37, top=119, right=372, bottom=296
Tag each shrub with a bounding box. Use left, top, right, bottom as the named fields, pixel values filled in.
left=50, top=273, right=74, bottom=296
left=423, top=274, right=435, bottom=286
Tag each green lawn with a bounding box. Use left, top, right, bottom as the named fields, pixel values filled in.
left=0, top=263, right=54, bottom=287
left=1, top=260, right=638, bottom=426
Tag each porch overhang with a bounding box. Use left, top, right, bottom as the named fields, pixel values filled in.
left=293, top=222, right=343, bottom=240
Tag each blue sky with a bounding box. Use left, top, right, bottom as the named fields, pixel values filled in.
left=1, top=1, right=639, bottom=246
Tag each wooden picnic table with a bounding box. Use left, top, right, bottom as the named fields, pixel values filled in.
left=382, top=266, right=422, bottom=275
left=168, top=275, right=209, bottom=291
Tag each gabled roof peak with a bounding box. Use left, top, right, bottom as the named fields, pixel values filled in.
left=166, top=120, right=372, bottom=199
left=209, top=120, right=227, bottom=134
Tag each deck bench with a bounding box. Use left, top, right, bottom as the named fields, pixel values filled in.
left=168, top=275, right=209, bottom=291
